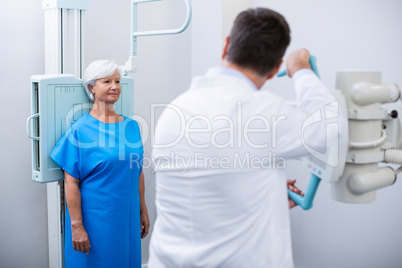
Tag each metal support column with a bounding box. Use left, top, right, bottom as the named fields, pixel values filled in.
left=42, top=1, right=88, bottom=267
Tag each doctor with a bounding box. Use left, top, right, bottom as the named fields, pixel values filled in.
left=149, top=7, right=339, bottom=268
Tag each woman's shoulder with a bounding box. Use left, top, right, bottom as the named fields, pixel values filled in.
left=64, top=113, right=93, bottom=133
left=71, top=112, right=91, bottom=125
left=122, top=115, right=140, bottom=126
left=121, top=116, right=142, bottom=134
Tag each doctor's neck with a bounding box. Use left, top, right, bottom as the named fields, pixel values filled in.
left=221, top=59, right=267, bottom=90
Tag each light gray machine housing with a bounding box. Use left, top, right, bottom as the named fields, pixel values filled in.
left=27, top=74, right=134, bottom=183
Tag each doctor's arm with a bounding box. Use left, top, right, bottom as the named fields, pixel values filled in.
left=64, top=171, right=91, bottom=254
left=273, top=48, right=339, bottom=159
left=139, top=171, right=150, bottom=239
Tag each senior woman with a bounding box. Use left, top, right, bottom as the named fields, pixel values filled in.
left=50, top=60, right=149, bottom=267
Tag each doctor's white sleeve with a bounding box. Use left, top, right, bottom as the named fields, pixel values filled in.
left=272, top=69, right=344, bottom=159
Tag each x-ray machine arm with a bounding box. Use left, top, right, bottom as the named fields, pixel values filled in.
left=123, top=0, right=192, bottom=75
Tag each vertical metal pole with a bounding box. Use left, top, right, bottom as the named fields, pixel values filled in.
left=44, top=9, right=62, bottom=74
left=62, top=9, right=83, bottom=77
left=43, top=8, right=64, bottom=267
left=43, top=6, right=84, bottom=268
left=131, top=0, right=138, bottom=56
left=80, top=10, right=85, bottom=79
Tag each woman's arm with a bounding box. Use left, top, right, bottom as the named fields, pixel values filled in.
left=139, top=171, right=150, bottom=239
left=65, top=171, right=91, bottom=254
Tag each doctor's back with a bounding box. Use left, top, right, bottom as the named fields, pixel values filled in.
left=149, top=8, right=337, bottom=268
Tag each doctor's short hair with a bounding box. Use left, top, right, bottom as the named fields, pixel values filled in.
left=226, top=8, right=291, bottom=77
left=83, top=60, right=123, bottom=101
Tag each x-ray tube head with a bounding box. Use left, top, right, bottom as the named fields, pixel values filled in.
left=331, top=71, right=399, bottom=203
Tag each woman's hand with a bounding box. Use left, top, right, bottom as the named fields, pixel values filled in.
left=140, top=206, right=150, bottom=239
left=139, top=171, right=150, bottom=238
left=71, top=223, right=91, bottom=254
left=287, top=179, right=304, bottom=209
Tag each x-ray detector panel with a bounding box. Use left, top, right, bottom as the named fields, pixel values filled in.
left=27, top=74, right=134, bottom=183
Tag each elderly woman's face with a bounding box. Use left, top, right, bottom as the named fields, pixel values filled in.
left=90, top=70, right=121, bottom=104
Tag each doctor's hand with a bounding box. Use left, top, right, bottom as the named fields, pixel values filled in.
left=71, top=223, right=91, bottom=254
left=287, top=179, right=304, bottom=209
left=286, top=48, right=311, bottom=78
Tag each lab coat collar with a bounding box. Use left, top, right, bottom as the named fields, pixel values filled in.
left=205, top=67, right=258, bottom=91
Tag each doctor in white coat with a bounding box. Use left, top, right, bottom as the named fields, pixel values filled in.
left=149, top=7, right=340, bottom=268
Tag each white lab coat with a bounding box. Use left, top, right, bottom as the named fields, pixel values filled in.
left=148, top=67, right=339, bottom=268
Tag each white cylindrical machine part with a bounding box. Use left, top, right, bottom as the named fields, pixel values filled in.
left=332, top=163, right=376, bottom=203
left=384, top=149, right=402, bottom=164
left=347, top=167, right=396, bottom=195
left=332, top=71, right=388, bottom=203
left=337, top=71, right=383, bottom=159
left=351, top=82, right=400, bottom=106
left=349, top=129, right=387, bottom=149
left=336, top=70, right=382, bottom=109
left=348, top=118, right=382, bottom=156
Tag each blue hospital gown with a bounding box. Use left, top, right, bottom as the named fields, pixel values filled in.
left=50, top=113, right=143, bottom=268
